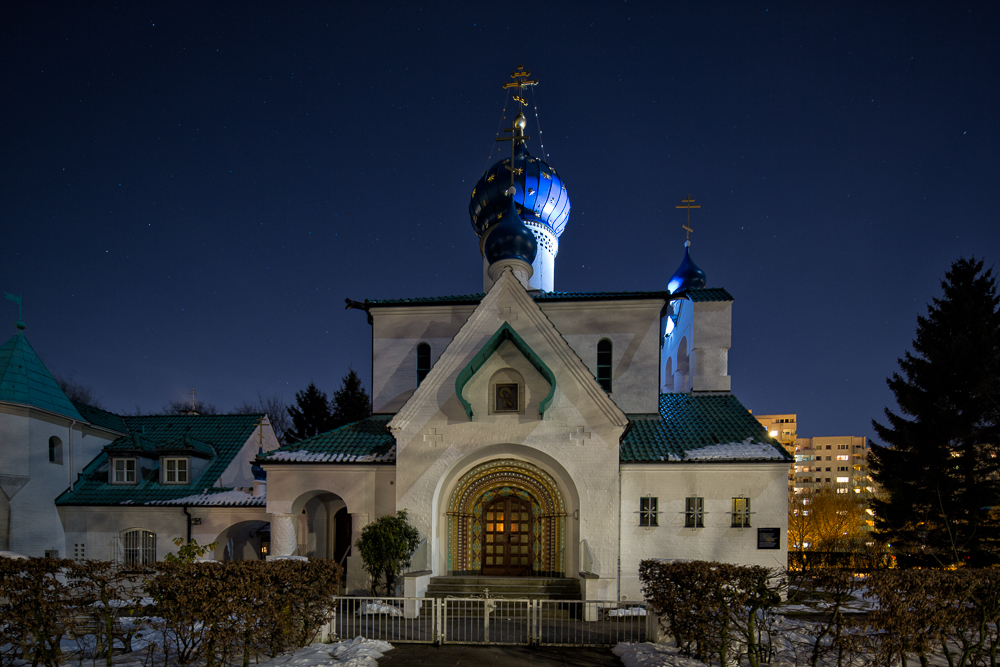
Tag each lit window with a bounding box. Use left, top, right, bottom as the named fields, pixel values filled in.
left=597, top=339, right=612, bottom=392
left=684, top=497, right=704, bottom=528
left=121, top=529, right=156, bottom=567
left=163, top=458, right=189, bottom=484
left=416, top=343, right=431, bottom=386
left=836, top=455, right=849, bottom=461
left=49, top=436, right=63, bottom=465
left=639, top=497, right=658, bottom=527
left=836, top=488, right=848, bottom=494
left=112, top=458, right=137, bottom=484
left=731, top=497, right=751, bottom=527
left=837, top=477, right=849, bottom=483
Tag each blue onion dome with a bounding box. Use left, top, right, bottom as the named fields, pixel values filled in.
left=667, top=242, right=707, bottom=294
left=469, top=140, right=570, bottom=240
left=483, top=189, right=538, bottom=265
left=251, top=446, right=266, bottom=481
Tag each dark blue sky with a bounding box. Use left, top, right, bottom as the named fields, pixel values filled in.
left=2, top=2, right=997, bottom=441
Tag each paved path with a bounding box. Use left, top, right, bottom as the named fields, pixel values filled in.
left=376, top=643, right=623, bottom=666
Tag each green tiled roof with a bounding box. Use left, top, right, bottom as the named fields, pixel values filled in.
left=264, top=415, right=396, bottom=463
left=366, top=290, right=678, bottom=307
left=0, top=331, right=83, bottom=420
left=73, top=401, right=129, bottom=434
left=56, top=413, right=263, bottom=506
left=685, top=287, right=734, bottom=302
left=621, top=393, right=791, bottom=463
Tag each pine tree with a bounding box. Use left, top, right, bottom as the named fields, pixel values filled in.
left=285, top=382, right=334, bottom=444
left=330, top=368, right=371, bottom=429
left=869, top=257, right=1000, bottom=567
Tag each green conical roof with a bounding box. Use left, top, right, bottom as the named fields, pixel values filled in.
left=0, top=329, right=83, bottom=420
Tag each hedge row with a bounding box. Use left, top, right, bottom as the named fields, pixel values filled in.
left=0, top=557, right=343, bottom=667
left=639, top=559, right=782, bottom=667
left=641, top=560, right=1000, bottom=667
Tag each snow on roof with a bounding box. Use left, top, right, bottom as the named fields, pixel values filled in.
left=267, top=445, right=396, bottom=464
left=146, top=488, right=265, bottom=507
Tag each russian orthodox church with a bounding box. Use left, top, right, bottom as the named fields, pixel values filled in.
left=0, top=68, right=790, bottom=603
left=259, top=69, right=792, bottom=601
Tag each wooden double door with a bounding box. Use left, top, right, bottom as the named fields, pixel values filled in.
left=481, top=496, right=533, bottom=576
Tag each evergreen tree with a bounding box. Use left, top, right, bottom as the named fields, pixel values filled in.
left=869, top=257, right=1000, bottom=567
left=285, top=382, right=334, bottom=444
left=330, top=368, right=371, bottom=429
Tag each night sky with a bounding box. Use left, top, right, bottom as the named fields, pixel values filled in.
left=2, top=2, right=997, bottom=443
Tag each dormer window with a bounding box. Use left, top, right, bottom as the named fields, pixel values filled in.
left=111, top=458, right=137, bottom=484
left=163, top=458, right=189, bottom=484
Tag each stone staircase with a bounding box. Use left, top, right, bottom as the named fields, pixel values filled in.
left=424, top=575, right=581, bottom=600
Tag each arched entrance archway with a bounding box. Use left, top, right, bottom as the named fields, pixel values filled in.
left=447, top=459, right=566, bottom=577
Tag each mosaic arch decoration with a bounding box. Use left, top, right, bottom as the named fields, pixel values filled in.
left=446, top=458, right=566, bottom=576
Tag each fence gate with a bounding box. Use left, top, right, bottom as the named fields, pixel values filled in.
left=326, top=597, right=651, bottom=647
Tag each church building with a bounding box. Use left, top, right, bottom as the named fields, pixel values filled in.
left=1, top=69, right=790, bottom=604
left=259, top=69, right=792, bottom=602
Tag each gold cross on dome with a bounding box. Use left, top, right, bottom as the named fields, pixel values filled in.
left=676, top=195, right=700, bottom=241
left=188, top=388, right=198, bottom=410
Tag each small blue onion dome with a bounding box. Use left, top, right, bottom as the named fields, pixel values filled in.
left=483, top=190, right=538, bottom=266
left=251, top=446, right=267, bottom=481
left=667, top=243, right=707, bottom=294
left=470, top=142, right=570, bottom=240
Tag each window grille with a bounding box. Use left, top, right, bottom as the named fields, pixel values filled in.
left=684, top=497, right=704, bottom=528
left=638, top=496, right=659, bottom=527
left=122, top=529, right=156, bottom=567
left=731, top=497, right=752, bottom=527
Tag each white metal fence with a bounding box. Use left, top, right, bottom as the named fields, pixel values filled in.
left=325, top=596, right=652, bottom=647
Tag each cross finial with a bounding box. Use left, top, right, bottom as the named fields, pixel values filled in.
left=254, top=416, right=265, bottom=444
left=676, top=195, right=701, bottom=243
left=188, top=388, right=198, bottom=410
left=502, top=64, right=538, bottom=110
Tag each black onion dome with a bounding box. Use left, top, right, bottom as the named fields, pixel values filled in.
left=483, top=193, right=538, bottom=266
left=470, top=142, right=570, bottom=239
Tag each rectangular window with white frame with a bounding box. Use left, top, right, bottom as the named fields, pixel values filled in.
left=163, top=458, right=189, bottom=484
left=684, top=497, right=704, bottom=528
left=731, top=497, right=751, bottom=527
left=112, top=458, right=137, bottom=484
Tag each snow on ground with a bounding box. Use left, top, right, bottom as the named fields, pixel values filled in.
left=48, top=635, right=393, bottom=667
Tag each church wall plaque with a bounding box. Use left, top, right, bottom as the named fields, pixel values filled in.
left=757, top=527, right=780, bottom=550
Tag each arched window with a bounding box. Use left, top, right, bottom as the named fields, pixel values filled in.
left=48, top=436, right=63, bottom=465
left=416, top=343, right=431, bottom=386
left=121, top=529, right=156, bottom=567
left=597, top=339, right=612, bottom=392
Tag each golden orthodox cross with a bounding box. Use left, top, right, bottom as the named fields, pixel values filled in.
left=254, top=416, right=265, bottom=444
left=676, top=195, right=701, bottom=242
left=502, top=64, right=538, bottom=110
left=188, top=388, right=198, bottom=410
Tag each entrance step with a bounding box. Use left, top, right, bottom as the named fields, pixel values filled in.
left=424, top=576, right=581, bottom=600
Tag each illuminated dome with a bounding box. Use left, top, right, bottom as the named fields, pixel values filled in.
left=483, top=190, right=537, bottom=266
left=470, top=142, right=570, bottom=240
left=667, top=242, right=707, bottom=294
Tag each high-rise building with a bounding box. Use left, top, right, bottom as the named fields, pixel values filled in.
left=754, top=414, right=797, bottom=489
left=792, top=436, right=873, bottom=496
